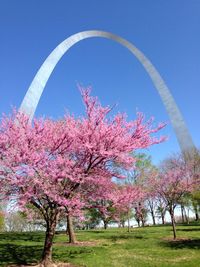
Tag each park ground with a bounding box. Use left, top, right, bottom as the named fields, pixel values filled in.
left=0, top=223, right=200, bottom=267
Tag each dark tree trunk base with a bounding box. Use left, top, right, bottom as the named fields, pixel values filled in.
left=41, top=211, right=60, bottom=266
left=169, top=209, right=177, bottom=240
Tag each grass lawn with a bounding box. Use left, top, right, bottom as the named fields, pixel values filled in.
left=0, top=223, right=199, bottom=267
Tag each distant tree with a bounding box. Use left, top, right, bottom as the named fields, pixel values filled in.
left=5, top=211, right=27, bottom=232
left=152, top=156, right=194, bottom=239
left=83, top=208, right=102, bottom=229
left=127, top=153, right=159, bottom=226
left=94, top=200, right=117, bottom=229
left=134, top=201, right=148, bottom=227
left=141, top=167, right=159, bottom=226
left=156, top=197, right=167, bottom=225
left=116, top=185, right=143, bottom=231
left=188, top=149, right=200, bottom=221
left=192, top=191, right=200, bottom=221
left=126, top=153, right=153, bottom=184
left=117, top=209, right=134, bottom=228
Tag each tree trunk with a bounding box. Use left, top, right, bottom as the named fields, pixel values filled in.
left=151, top=211, right=156, bottom=225
left=181, top=205, right=185, bottom=223
left=141, top=219, right=145, bottom=227
left=192, top=201, right=199, bottom=221
left=127, top=211, right=130, bottom=232
left=103, top=220, right=108, bottom=229
left=41, top=211, right=59, bottom=266
left=194, top=206, right=199, bottom=221
left=66, top=214, right=76, bottom=244
left=148, top=201, right=156, bottom=225
left=184, top=207, right=189, bottom=224
left=161, top=212, right=165, bottom=225
left=169, top=208, right=176, bottom=240
left=195, top=211, right=199, bottom=221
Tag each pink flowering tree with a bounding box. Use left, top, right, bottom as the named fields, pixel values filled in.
left=0, top=88, right=165, bottom=266
left=84, top=180, right=118, bottom=230
left=94, top=181, right=145, bottom=229
left=186, top=149, right=200, bottom=221
left=156, top=197, right=167, bottom=225
left=125, top=153, right=158, bottom=226
left=85, top=183, right=142, bottom=231
left=114, top=184, right=143, bottom=231
left=141, top=167, right=160, bottom=226
left=151, top=157, right=194, bottom=239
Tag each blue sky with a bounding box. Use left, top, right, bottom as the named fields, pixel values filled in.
left=0, top=0, right=200, bottom=164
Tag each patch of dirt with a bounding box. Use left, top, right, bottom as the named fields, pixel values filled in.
left=54, top=240, right=98, bottom=247
left=7, top=263, right=79, bottom=267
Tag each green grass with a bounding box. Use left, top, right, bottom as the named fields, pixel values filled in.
left=0, top=223, right=200, bottom=267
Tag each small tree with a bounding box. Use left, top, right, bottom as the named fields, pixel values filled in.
left=134, top=201, right=148, bottom=227
left=187, top=149, right=200, bottom=221
left=114, top=185, right=143, bottom=231
left=83, top=208, right=102, bottom=229
left=156, top=197, right=167, bottom=224
left=153, top=156, right=194, bottom=239
left=126, top=153, right=159, bottom=225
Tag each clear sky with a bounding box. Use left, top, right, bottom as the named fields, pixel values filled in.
left=0, top=0, right=200, bottom=164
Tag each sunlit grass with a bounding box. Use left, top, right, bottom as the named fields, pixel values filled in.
left=0, top=223, right=200, bottom=266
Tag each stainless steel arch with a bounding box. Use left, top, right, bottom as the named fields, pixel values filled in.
left=19, top=30, right=195, bottom=153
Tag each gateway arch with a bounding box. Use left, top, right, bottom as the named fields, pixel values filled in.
left=19, top=30, right=195, bottom=154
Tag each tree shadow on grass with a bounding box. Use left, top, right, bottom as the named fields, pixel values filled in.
left=53, top=246, right=94, bottom=261
left=0, top=240, right=93, bottom=266
left=0, top=232, right=45, bottom=243
left=106, top=234, right=146, bottom=242
left=160, top=239, right=200, bottom=250
left=177, top=228, right=200, bottom=232
left=0, top=243, right=42, bottom=265
left=177, top=222, right=200, bottom=227
left=81, top=230, right=105, bottom=234
left=72, top=230, right=146, bottom=242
